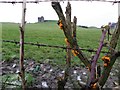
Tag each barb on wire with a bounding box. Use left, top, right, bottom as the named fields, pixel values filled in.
left=2, top=40, right=109, bottom=53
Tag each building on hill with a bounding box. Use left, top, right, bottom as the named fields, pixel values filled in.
left=38, top=16, right=44, bottom=23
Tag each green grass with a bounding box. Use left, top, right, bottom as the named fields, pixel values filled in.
left=2, top=22, right=105, bottom=66
left=1, top=73, right=34, bottom=88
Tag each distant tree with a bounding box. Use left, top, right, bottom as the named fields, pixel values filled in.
left=79, top=25, right=88, bottom=28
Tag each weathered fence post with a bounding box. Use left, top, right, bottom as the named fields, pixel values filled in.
left=19, top=0, right=26, bottom=89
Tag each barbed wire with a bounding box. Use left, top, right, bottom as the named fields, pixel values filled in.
left=2, top=40, right=109, bottom=53
left=0, top=0, right=119, bottom=4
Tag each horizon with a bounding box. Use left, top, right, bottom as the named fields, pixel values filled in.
left=0, top=19, right=117, bottom=28
left=0, top=1, right=119, bottom=28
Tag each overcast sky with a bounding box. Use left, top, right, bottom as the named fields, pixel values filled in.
left=0, top=0, right=119, bottom=27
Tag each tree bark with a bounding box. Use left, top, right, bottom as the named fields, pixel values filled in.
left=51, top=2, right=120, bottom=88
left=66, top=2, right=72, bottom=66
left=72, top=16, right=77, bottom=41
left=51, top=2, right=91, bottom=69
left=98, top=16, right=120, bottom=87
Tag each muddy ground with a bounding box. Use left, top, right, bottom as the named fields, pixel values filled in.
left=1, top=59, right=120, bottom=89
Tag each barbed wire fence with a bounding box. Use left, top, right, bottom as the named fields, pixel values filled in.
left=2, top=40, right=109, bottom=53
left=1, top=0, right=120, bottom=89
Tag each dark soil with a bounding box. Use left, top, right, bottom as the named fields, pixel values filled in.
left=1, top=59, right=120, bottom=89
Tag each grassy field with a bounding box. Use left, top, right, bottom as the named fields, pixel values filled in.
left=2, top=21, right=106, bottom=66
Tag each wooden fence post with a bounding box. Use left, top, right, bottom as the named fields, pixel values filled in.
left=19, top=0, right=26, bottom=90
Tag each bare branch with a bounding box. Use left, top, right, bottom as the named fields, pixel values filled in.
left=51, top=2, right=91, bottom=68
left=98, top=16, right=120, bottom=87
left=72, top=16, right=77, bottom=40
left=65, top=2, right=72, bottom=66
left=87, top=27, right=108, bottom=87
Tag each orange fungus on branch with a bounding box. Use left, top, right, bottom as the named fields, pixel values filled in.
left=72, top=50, right=79, bottom=56
left=64, top=38, right=79, bottom=56
left=91, top=83, right=97, bottom=88
left=64, top=38, right=69, bottom=44
left=57, top=20, right=63, bottom=29
left=101, top=56, right=110, bottom=67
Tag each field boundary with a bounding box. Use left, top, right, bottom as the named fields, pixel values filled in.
left=3, top=39, right=108, bottom=53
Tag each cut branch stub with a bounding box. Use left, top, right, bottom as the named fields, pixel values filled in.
left=52, top=2, right=74, bottom=46
left=72, top=16, right=77, bottom=41
left=51, top=2, right=91, bottom=68
left=66, top=2, right=71, bottom=28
